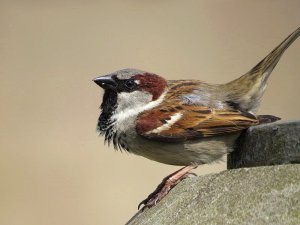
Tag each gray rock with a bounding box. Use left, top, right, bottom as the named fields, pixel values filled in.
left=126, top=164, right=300, bottom=225
left=228, top=120, right=300, bottom=169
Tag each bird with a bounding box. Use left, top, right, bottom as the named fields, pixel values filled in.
left=93, top=27, right=300, bottom=209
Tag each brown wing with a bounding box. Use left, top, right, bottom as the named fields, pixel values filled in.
left=136, top=104, right=259, bottom=142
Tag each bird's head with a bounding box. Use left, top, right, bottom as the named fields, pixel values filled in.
left=94, top=68, right=167, bottom=101
left=94, top=68, right=168, bottom=132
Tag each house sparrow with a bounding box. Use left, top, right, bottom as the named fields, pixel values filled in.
left=94, top=27, right=300, bottom=209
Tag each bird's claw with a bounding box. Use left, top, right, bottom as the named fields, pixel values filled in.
left=138, top=172, right=197, bottom=211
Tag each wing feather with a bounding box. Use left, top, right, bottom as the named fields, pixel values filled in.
left=136, top=104, right=258, bottom=142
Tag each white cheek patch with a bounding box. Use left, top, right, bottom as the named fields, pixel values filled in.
left=146, top=112, right=183, bottom=134
left=111, top=91, right=167, bottom=127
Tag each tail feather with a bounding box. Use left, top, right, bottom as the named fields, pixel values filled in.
left=257, top=115, right=281, bottom=124
left=224, top=27, right=300, bottom=113
left=249, top=27, right=300, bottom=81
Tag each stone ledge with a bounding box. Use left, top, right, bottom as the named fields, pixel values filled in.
left=228, top=120, right=300, bottom=169
left=126, top=164, right=300, bottom=225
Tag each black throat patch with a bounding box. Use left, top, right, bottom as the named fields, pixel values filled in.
left=97, top=90, right=129, bottom=151
left=97, top=89, right=117, bottom=134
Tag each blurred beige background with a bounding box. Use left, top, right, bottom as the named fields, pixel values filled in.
left=1, top=1, right=299, bottom=224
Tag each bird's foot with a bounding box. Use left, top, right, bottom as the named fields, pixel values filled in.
left=138, top=165, right=197, bottom=210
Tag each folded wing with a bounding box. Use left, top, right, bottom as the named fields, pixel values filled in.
left=136, top=104, right=259, bottom=142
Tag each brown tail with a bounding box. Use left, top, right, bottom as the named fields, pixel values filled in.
left=257, top=115, right=281, bottom=124
left=224, top=27, right=300, bottom=113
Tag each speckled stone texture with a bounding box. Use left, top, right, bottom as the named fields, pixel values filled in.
left=228, top=120, right=300, bottom=169
left=126, top=165, right=300, bottom=225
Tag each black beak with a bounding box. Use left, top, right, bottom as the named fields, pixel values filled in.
left=93, top=75, right=117, bottom=90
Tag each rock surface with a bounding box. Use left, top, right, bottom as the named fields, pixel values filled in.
left=126, top=164, right=300, bottom=225
left=228, top=120, right=300, bottom=169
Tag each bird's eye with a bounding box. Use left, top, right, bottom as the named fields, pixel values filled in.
left=125, top=79, right=136, bottom=89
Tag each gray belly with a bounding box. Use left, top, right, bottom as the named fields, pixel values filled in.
left=126, top=133, right=240, bottom=166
